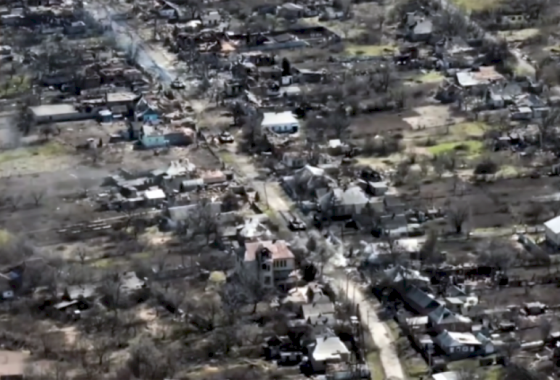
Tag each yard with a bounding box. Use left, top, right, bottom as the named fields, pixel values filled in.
left=344, top=44, right=397, bottom=57
left=449, top=0, right=502, bottom=12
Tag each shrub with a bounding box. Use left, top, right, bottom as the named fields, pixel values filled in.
left=474, top=157, right=499, bottom=174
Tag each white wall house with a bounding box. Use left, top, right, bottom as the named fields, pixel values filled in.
left=140, top=125, right=167, bottom=148
left=239, top=240, right=296, bottom=288
left=545, top=215, right=560, bottom=247
left=261, top=111, right=300, bottom=135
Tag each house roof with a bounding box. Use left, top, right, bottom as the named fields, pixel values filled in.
left=515, top=93, right=545, bottom=108
left=311, top=336, right=350, bottom=362
left=262, top=111, right=299, bottom=127
left=428, top=306, right=472, bottom=325
left=319, top=186, right=369, bottom=208
left=106, top=91, right=138, bottom=103
left=380, top=213, right=407, bottom=229
left=403, top=285, right=441, bottom=310
left=432, top=371, right=460, bottom=380
left=302, top=302, right=335, bottom=319
left=297, top=165, right=325, bottom=178
left=456, top=71, right=479, bottom=87
left=144, top=188, right=166, bottom=200
left=413, top=19, right=433, bottom=35
left=244, top=240, right=294, bottom=262
left=386, top=266, right=430, bottom=284
left=30, top=104, right=77, bottom=117
left=545, top=215, right=560, bottom=234
left=0, top=350, right=27, bottom=377
left=168, top=202, right=222, bottom=221
left=436, top=331, right=481, bottom=347
left=282, top=2, right=304, bottom=10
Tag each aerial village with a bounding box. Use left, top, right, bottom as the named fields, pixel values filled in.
left=3, top=0, right=560, bottom=378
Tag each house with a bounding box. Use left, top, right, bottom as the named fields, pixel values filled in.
left=239, top=240, right=296, bottom=289
left=201, top=10, right=221, bottom=27
left=302, top=299, right=336, bottom=326
left=308, top=335, right=350, bottom=372
left=29, top=104, right=89, bottom=124
left=282, top=151, right=308, bottom=169
left=544, top=215, right=560, bottom=247
left=64, top=20, right=86, bottom=35
left=379, top=213, right=408, bottom=236
left=236, top=217, right=271, bottom=241
left=511, top=93, right=549, bottom=120
left=486, top=82, right=523, bottom=109
left=318, top=186, right=370, bottom=218
left=278, top=3, right=305, bottom=19
left=385, top=267, right=430, bottom=288
left=283, top=165, right=336, bottom=199
left=167, top=201, right=222, bottom=222
left=294, top=68, right=326, bottom=83
left=140, top=125, right=167, bottom=148
left=455, top=67, right=505, bottom=92
left=134, top=96, right=159, bottom=123
left=432, top=371, right=460, bottom=380
left=0, top=350, right=27, bottom=380
left=143, top=188, right=166, bottom=206
left=434, top=330, right=490, bottom=359
left=139, top=125, right=193, bottom=148
left=428, top=306, right=472, bottom=333
left=499, top=14, right=528, bottom=28
left=401, top=285, right=442, bottom=315
left=157, top=0, right=182, bottom=19
left=261, top=111, right=300, bottom=135
left=403, top=12, right=433, bottom=42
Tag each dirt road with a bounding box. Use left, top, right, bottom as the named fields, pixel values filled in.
left=333, top=274, right=404, bottom=380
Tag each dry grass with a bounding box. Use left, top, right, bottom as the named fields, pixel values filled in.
left=344, top=44, right=397, bottom=56
left=451, top=0, right=502, bottom=12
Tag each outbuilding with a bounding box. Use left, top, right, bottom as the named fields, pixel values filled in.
left=261, top=111, right=300, bottom=135
left=544, top=215, right=560, bottom=247
left=29, top=104, right=88, bottom=124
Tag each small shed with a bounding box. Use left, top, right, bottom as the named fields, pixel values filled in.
left=544, top=215, right=560, bottom=247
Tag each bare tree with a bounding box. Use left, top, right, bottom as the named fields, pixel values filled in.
left=75, top=244, right=88, bottom=266
left=128, top=337, right=176, bottom=380
left=91, top=336, right=115, bottom=370
left=191, top=199, right=221, bottom=245
left=331, top=112, right=350, bottom=139
left=6, top=194, right=23, bottom=211
left=317, top=247, right=334, bottom=278
left=539, top=318, right=552, bottom=342
left=39, top=124, right=59, bottom=141
left=419, top=229, right=439, bottom=265
left=477, top=238, right=515, bottom=275
left=447, top=200, right=470, bottom=234
left=30, top=189, right=45, bottom=207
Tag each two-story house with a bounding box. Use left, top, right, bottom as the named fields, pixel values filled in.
left=239, top=240, right=296, bottom=289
